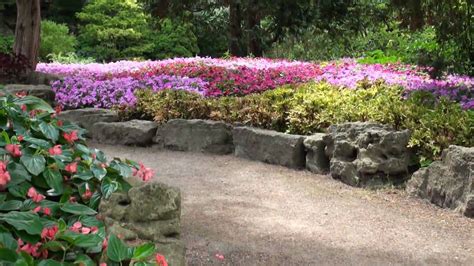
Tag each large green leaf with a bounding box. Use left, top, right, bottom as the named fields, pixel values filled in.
left=91, top=164, right=107, bottom=180
left=43, top=168, right=63, bottom=194
left=0, top=232, right=18, bottom=250
left=41, top=241, right=66, bottom=252
left=107, top=234, right=132, bottom=262
left=58, top=231, right=102, bottom=248
left=0, top=212, right=42, bottom=235
left=74, top=254, right=95, bottom=266
left=0, top=200, right=22, bottom=211
left=133, top=243, right=155, bottom=261
left=20, top=154, right=46, bottom=176
left=60, top=202, right=97, bottom=215
left=6, top=163, right=30, bottom=185
left=0, top=247, right=18, bottom=262
left=22, top=136, right=50, bottom=149
left=110, top=161, right=132, bottom=177
left=39, top=122, right=59, bottom=142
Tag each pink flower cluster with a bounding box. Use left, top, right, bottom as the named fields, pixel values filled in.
left=0, top=161, right=10, bottom=188
left=37, top=57, right=473, bottom=109
left=69, top=221, right=99, bottom=235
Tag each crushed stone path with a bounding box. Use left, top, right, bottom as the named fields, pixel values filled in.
left=94, top=144, right=474, bottom=265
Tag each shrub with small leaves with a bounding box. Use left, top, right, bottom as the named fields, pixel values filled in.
left=0, top=93, right=165, bottom=265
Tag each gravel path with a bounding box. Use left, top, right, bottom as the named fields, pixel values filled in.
left=95, top=144, right=474, bottom=266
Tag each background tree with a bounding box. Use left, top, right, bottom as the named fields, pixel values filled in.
left=13, top=0, right=41, bottom=70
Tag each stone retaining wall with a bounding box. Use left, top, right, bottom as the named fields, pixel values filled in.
left=59, top=112, right=472, bottom=218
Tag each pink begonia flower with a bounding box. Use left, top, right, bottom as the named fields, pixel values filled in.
left=0, top=161, right=11, bottom=188
left=65, top=162, right=78, bottom=174
left=32, top=206, right=42, bottom=213
left=63, top=130, right=78, bottom=144
left=133, top=163, right=154, bottom=182
left=155, top=253, right=168, bottom=266
left=82, top=187, right=93, bottom=200
left=81, top=227, right=91, bottom=234
left=102, top=238, right=108, bottom=250
left=17, top=135, right=24, bottom=142
left=41, top=225, right=58, bottom=240
left=43, top=207, right=51, bottom=216
left=5, top=144, right=21, bottom=157
left=48, top=145, right=62, bottom=156
left=27, top=187, right=45, bottom=203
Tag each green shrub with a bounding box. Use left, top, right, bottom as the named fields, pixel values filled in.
left=48, top=52, right=96, bottom=64
left=148, top=18, right=199, bottom=59
left=0, top=35, right=13, bottom=54
left=40, top=20, right=77, bottom=61
left=76, top=0, right=153, bottom=61
left=132, top=82, right=473, bottom=161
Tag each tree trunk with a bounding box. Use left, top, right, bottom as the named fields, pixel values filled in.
left=246, top=0, right=262, bottom=57
left=228, top=0, right=244, bottom=56
left=13, top=0, right=41, bottom=70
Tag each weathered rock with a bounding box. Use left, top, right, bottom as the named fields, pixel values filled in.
left=27, top=72, right=63, bottom=85
left=91, top=120, right=157, bottom=146
left=100, top=182, right=185, bottom=265
left=58, top=108, right=119, bottom=137
left=2, top=84, right=55, bottom=104
left=407, top=145, right=473, bottom=217
left=154, top=119, right=233, bottom=154
left=325, top=122, right=414, bottom=187
left=304, top=133, right=330, bottom=174
left=233, top=127, right=306, bottom=169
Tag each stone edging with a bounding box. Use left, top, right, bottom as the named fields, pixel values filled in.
left=59, top=109, right=473, bottom=218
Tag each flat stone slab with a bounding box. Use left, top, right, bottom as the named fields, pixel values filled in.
left=304, top=133, right=329, bottom=174
left=2, top=84, right=55, bottom=104
left=407, top=145, right=474, bottom=218
left=233, top=127, right=306, bottom=169
left=58, top=108, right=119, bottom=137
left=91, top=120, right=157, bottom=146
left=154, top=119, right=233, bottom=154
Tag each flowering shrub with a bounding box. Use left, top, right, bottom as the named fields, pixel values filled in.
left=52, top=75, right=207, bottom=109
left=0, top=93, right=165, bottom=265
left=316, top=59, right=473, bottom=109
left=37, top=57, right=473, bottom=110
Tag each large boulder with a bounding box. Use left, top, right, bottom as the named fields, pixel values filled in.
left=91, top=120, right=157, bottom=146
left=154, top=119, right=233, bottom=154
left=304, top=133, right=330, bottom=174
left=100, top=182, right=185, bottom=265
left=2, top=84, right=55, bottom=105
left=233, top=127, right=306, bottom=169
left=27, top=72, right=63, bottom=85
left=58, top=108, right=119, bottom=137
left=407, top=146, right=473, bottom=218
left=324, top=122, right=414, bottom=187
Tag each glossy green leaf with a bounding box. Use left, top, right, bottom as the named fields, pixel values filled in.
left=39, top=122, right=59, bottom=142
left=133, top=243, right=155, bottom=261
left=20, top=154, right=46, bottom=176
left=60, top=202, right=97, bottom=215
left=107, top=234, right=131, bottom=262
left=0, top=212, right=42, bottom=235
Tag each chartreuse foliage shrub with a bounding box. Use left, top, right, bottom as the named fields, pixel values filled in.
left=133, top=82, right=473, bottom=161
left=0, top=93, right=163, bottom=265
left=40, top=20, right=77, bottom=61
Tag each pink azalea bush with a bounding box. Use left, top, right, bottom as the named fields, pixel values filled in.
left=0, top=93, right=164, bottom=264
left=36, top=57, right=473, bottom=110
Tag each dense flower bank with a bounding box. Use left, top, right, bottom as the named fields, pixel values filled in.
left=37, top=57, right=473, bottom=109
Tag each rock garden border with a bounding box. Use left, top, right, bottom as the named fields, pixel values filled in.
left=57, top=108, right=474, bottom=218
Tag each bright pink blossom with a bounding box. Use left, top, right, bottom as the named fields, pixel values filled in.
left=63, top=130, right=78, bottom=143
left=27, top=187, right=45, bottom=203
left=6, top=144, right=21, bottom=157
left=48, top=145, right=62, bottom=156
left=65, top=162, right=78, bottom=173
left=133, top=163, right=154, bottom=182
left=41, top=225, right=58, bottom=240
left=0, top=161, right=11, bottom=187
left=155, top=253, right=168, bottom=266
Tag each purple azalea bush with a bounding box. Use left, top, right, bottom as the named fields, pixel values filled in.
left=52, top=75, right=207, bottom=109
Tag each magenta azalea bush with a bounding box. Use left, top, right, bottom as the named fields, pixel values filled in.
left=0, top=93, right=165, bottom=265
left=36, top=57, right=473, bottom=110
